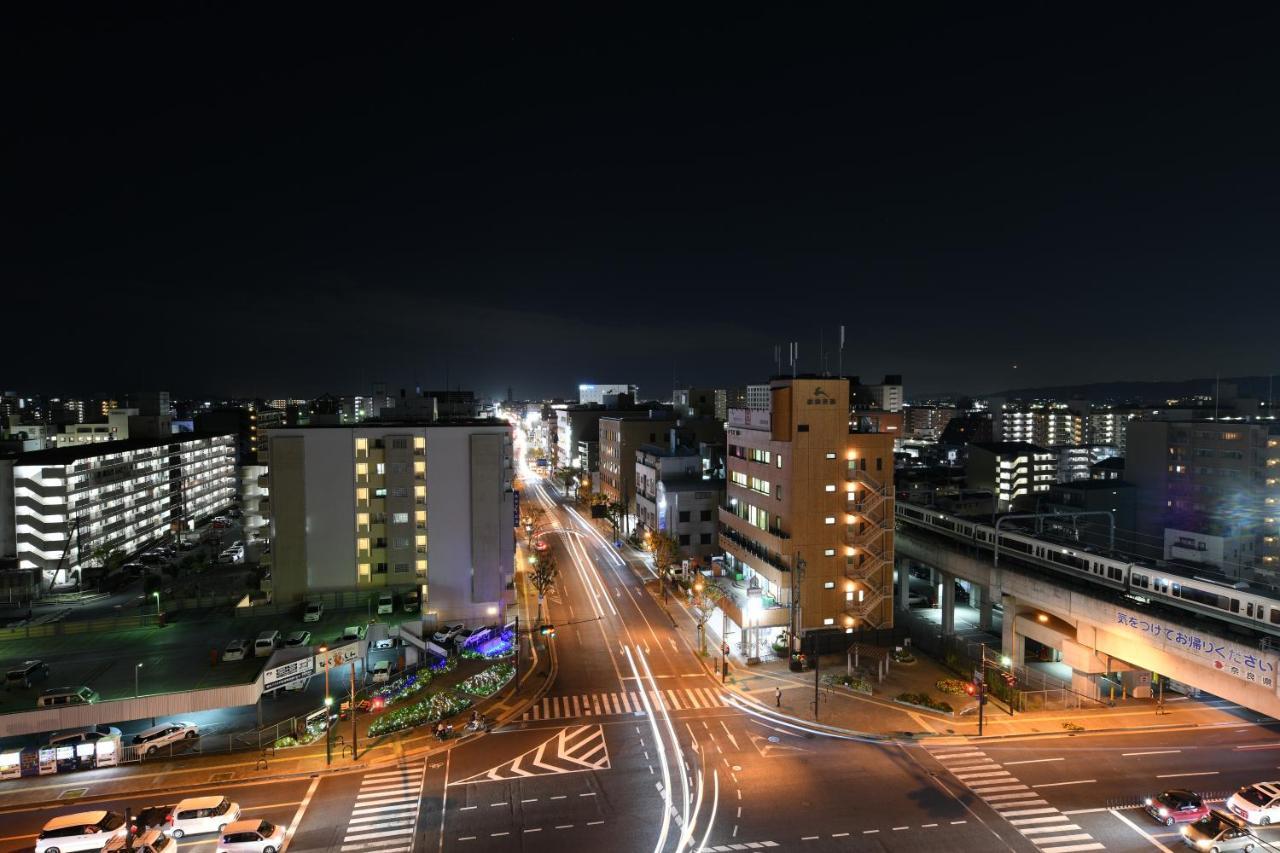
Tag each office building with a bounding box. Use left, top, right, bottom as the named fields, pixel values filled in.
left=745, top=384, right=772, bottom=412
left=672, top=388, right=720, bottom=419
left=261, top=420, right=514, bottom=622
left=598, top=412, right=680, bottom=528
left=966, top=442, right=1057, bottom=511
left=1127, top=421, right=1280, bottom=577
left=578, top=384, right=638, bottom=405
left=903, top=405, right=957, bottom=441
left=0, top=433, right=236, bottom=588
left=721, top=376, right=896, bottom=657
left=853, top=375, right=904, bottom=413
left=635, top=441, right=724, bottom=564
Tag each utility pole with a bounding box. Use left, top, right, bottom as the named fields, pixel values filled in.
left=813, top=643, right=820, bottom=721
left=350, top=659, right=357, bottom=760
left=721, top=609, right=729, bottom=682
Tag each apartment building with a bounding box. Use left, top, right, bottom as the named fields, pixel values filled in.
left=995, top=402, right=1083, bottom=447
left=635, top=442, right=724, bottom=564
left=261, top=420, right=514, bottom=623
left=672, top=388, right=720, bottom=419
left=721, top=376, right=895, bottom=657
left=598, top=412, right=679, bottom=529
left=1127, top=420, right=1280, bottom=577
left=578, top=384, right=638, bottom=405
left=903, top=405, right=957, bottom=441
left=0, top=434, right=236, bottom=588
left=965, top=442, right=1057, bottom=511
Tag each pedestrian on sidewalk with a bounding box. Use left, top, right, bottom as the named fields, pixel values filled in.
left=775, top=686, right=781, bottom=708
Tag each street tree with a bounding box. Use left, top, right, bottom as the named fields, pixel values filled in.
left=651, top=531, right=679, bottom=600
left=690, top=577, right=726, bottom=654
left=528, top=552, right=559, bottom=624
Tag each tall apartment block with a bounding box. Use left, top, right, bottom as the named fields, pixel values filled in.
left=261, top=420, right=514, bottom=623
left=720, top=377, right=895, bottom=657
left=995, top=402, right=1083, bottom=447
left=1127, top=421, right=1280, bottom=577
left=0, top=434, right=237, bottom=588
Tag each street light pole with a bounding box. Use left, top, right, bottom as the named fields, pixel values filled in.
left=350, top=659, right=357, bottom=760
left=324, top=697, right=333, bottom=766
left=135, top=662, right=143, bottom=698
left=152, top=591, right=161, bottom=617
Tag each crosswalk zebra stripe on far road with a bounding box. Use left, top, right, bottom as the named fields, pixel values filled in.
left=925, top=745, right=1104, bottom=853
left=339, top=762, right=426, bottom=853
left=522, top=688, right=728, bottom=721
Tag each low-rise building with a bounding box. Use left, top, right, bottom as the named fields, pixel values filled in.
left=635, top=441, right=724, bottom=564
left=966, top=441, right=1057, bottom=511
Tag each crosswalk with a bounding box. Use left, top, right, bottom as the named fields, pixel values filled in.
left=926, top=744, right=1104, bottom=853
left=522, top=688, right=728, bottom=720
left=339, top=761, right=427, bottom=853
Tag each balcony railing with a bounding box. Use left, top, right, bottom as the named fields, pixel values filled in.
left=719, top=523, right=790, bottom=575
left=719, top=505, right=790, bottom=539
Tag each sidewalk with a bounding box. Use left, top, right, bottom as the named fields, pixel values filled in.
left=638, top=554, right=1268, bottom=742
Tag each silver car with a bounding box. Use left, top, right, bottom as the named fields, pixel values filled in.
left=1181, top=810, right=1258, bottom=852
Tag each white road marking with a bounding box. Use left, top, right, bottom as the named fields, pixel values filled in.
left=279, top=775, right=321, bottom=853
left=1156, top=771, right=1217, bottom=778
left=1033, top=779, right=1096, bottom=788
left=1004, top=757, right=1064, bottom=766
left=1110, top=808, right=1175, bottom=853
left=1122, top=750, right=1181, bottom=757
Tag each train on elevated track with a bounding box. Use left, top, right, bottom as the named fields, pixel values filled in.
left=896, top=501, right=1280, bottom=638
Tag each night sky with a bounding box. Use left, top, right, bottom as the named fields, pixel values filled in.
left=9, top=6, right=1280, bottom=400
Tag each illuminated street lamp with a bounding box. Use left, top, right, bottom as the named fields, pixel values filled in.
left=152, top=591, right=161, bottom=617
left=323, top=696, right=334, bottom=766
left=135, top=662, right=143, bottom=698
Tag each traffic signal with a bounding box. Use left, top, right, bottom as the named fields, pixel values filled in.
left=539, top=625, right=556, bottom=637
left=964, top=681, right=977, bottom=696
left=1002, top=672, right=1016, bottom=688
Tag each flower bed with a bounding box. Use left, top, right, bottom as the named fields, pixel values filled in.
left=461, top=630, right=516, bottom=660
left=935, top=678, right=971, bottom=695
left=823, top=673, right=873, bottom=694
left=895, top=691, right=953, bottom=714
left=372, top=657, right=456, bottom=707
left=891, top=649, right=916, bottom=664
left=368, top=690, right=473, bottom=737
left=458, top=662, right=516, bottom=697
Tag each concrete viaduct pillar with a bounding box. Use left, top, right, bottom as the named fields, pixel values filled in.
left=1001, top=593, right=1024, bottom=666
left=978, top=586, right=994, bottom=632
left=896, top=558, right=911, bottom=612
left=940, top=571, right=956, bottom=637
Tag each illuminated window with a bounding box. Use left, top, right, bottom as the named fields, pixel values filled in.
left=824, top=484, right=836, bottom=492
left=825, top=452, right=836, bottom=460
left=375, top=462, right=386, bottom=475
left=356, top=438, right=368, bottom=452
left=357, top=537, right=370, bottom=555
left=414, top=461, right=426, bottom=476
left=846, top=590, right=854, bottom=602
left=415, top=510, right=426, bottom=527
left=776, top=455, right=783, bottom=469
left=823, top=581, right=835, bottom=589
left=414, top=436, right=426, bottom=451
left=823, top=617, right=835, bottom=625
left=824, top=548, right=835, bottom=556
left=392, top=512, right=409, bottom=524
left=415, top=485, right=426, bottom=500
left=824, top=516, right=835, bottom=525
left=416, top=559, right=427, bottom=576
left=358, top=562, right=371, bottom=579
left=356, top=487, right=369, bottom=504
left=356, top=512, right=370, bottom=531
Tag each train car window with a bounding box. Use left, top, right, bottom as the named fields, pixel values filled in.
left=1271, top=608, right=1280, bottom=626
left=1247, top=602, right=1255, bottom=618
left=1230, top=598, right=1240, bottom=614
left=1132, top=573, right=1149, bottom=589
left=1108, top=567, right=1123, bottom=581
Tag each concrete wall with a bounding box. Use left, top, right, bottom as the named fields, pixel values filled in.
left=898, top=529, right=1280, bottom=717
left=0, top=682, right=263, bottom=738
left=270, top=436, right=309, bottom=604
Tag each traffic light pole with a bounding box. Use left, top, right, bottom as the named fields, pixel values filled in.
left=978, top=682, right=986, bottom=736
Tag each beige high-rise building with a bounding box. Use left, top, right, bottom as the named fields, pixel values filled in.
left=598, top=413, right=678, bottom=529
left=720, top=376, right=895, bottom=657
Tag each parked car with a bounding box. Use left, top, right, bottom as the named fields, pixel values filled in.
left=432, top=623, right=463, bottom=644
left=223, top=639, right=250, bottom=662
left=103, top=828, right=175, bottom=853
left=1228, top=781, right=1280, bottom=825
left=376, top=593, right=394, bottom=615
left=36, top=810, right=127, bottom=853
left=370, top=660, right=392, bottom=684
left=455, top=626, right=491, bottom=648
left=302, top=601, right=323, bottom=623
left=49, top=726, right=122, bottom=750
left=38, top=686, right=98, bottom=708
left=166, top=796, right=240, bottom=839
left=215, top=819, right=286, bottom=853
left=907, top=592, right=929, bottom=608
left=139, top=552, right=166, bottom=566
left=1145, top=789, right=1209, bottom=826
left=1180, top=809, right=1257, bottom=851
left=218, top=547, right=244, bottom=565
left=285, top=631, right=311, bottom=647
left=128, top=806, right=174, bottom=836
left=178, top=540, right=199, bottom=551
left=122, top=563, right=148, bottom=577
left=340, top=625, right=367, bottom=642
left=254, top=631, right=281, bottom=657
left=402, top=589, right=420, bottom=613
left=211, top=517, right=231, bottom=529
left=132, top=722, right=199, bottom=754
left=5, top=659, right=49, bottom=689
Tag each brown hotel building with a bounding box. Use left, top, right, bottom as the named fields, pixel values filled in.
left=720, top=376, right=895, bottom=654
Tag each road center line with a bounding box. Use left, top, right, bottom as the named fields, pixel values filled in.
left=1033, top=779, right=1096, bottom=788
left=1156, top=771, right=1218, bottom=779
left=1122, top=750, right=1181, bottom=757
left=1004, top=758, right=1065, bottom=766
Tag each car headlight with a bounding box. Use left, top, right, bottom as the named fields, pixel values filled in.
left=1197, top=840, right=1210, bottom=850
left=1158, top=807, right=1169, bottom=817
left=1144, top=797, right=1153, bottom=806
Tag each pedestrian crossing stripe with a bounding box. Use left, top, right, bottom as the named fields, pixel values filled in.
left=924, top=744, right=1105, bottom=853
left=340, top=762, right=426, bottom=853
left=522, top=688, right=728, bottom=720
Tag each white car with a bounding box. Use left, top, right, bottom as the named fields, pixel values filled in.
left=167, top=796, right=240, bottom=839
left=432, top=623, right=463, bottom=644
left=223, top=639, right=249, bottom=662
left=36, top=810, right=127, bottom=852
left=284, top=631, right=311, bottom=647
left=1228, top=781, right=1280, bottom=825
left=376, top=593, right=393, bottom=615
left=340, top=625, right=367, bottom=642
left=103, top=829, right=175, bottom=853
left=216, top=819, right=286, bottom=853
left=370, top=660, right=392, bottom=684
left=302, top=601, right=323, bottom=623
left=131, top=721, right=199, bottom=754
left=218, top=547, right=244, bottom=565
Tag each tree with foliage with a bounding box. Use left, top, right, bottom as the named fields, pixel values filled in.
left=690, top=577, right=726, bottom=654
left=528, top=551, right=559, bottom=624
left=651, top=531, right=679, bottom=601
left=83, top=544, right=124, bottom=590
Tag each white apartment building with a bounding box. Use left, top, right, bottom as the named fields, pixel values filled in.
left=745, top=384, right=772, bottom=411
left=966, top=441, right=1058, bottom=511
left=0, top=434, right=237, bottom=587
left=996, top=403, right=1083, bottom=447
left=578, top=383, right=638, bottom=405
left=53, top=409, right=134, bottom=447
left=262, top=420, right=515, bottom=623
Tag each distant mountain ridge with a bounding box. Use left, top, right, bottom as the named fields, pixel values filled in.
left=983, top=375, right=1278, bottom=404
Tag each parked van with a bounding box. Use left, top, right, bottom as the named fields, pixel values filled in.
left=36, top=810, right=127, bottom=853
left=377, top=593, right=394, bottom=615
left=223, top=639, right=249, bottom=662
left=166, top=795, right=241, bottom=838
left=49, top=726, right=121, bottom=750
left=6, top=659, right=49, bottom=689
left=37, top=686, right=98, bottom=708
left=253, top=631, right=280, bottom=658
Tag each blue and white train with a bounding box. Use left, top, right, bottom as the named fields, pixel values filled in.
left=896, top=501, right=1280, bottom=638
